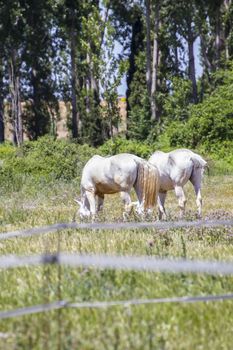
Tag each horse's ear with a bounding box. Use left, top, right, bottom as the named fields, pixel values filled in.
left=74, top=198, right=82, bottom=206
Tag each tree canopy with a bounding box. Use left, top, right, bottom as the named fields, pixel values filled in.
left=0, top=0, right=232, bottom=152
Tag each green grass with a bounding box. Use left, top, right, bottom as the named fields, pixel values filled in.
left=0, top=175, right=233, bottom=349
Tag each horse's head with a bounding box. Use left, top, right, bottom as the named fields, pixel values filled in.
left=75, top=197, right=91, bottom=218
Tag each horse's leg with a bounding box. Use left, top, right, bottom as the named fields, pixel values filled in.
left=158, top=192, right=167, bottom=220
left=85, top=191, right=96, bottom=220
left=120, top=191, right=133, bottom=220
left=190, top=169, right=203, bottom=218
left=132, top=184, right=145, bottom=218
left=96, top=194, right=104, bottom=212
left=174, top=185, right=186, bottom=218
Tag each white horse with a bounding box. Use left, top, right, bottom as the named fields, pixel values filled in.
left=76, top=153, right=160, bottom=219
left=148, top=149, right=207, bottom=219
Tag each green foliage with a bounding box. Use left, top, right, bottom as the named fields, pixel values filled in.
left=0, top=136, right=97, bottom=191
left=128, top=93, right=152, bottom=141
left=127, top=52, right=152, bottom=141
left=1, top=133, right=232, bottom=194
left=165, top=67, right=233, bottom=155
left=1, top=0, right=233, bottom=148
left=0, top=171, right=233, bottom=349
left=0, top=142, right=15, bottom=159
left=79, top=96, right=104, bottom=147
left=163, top=77, right=193, bottom=122
left=98, top=136, right=153, bottom=158
left=204, top=141, right=233, bottom=175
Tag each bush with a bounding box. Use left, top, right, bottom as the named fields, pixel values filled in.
left=99, top=137, right=154, bottom=158
left=0, top=136, right=98, bottom=192
left=166, top=67, right=233, bottom=152
left=163, top=77, right=193, bottom=122
left=0, top=142, right=16, bottom=160
left=205, top=141, right=233, bottom=175
left=0, top=131, right=232, bottom=194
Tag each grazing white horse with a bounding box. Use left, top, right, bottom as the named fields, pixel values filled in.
left=77, top=153, right=160, bottom=219
left=148, top=149, right=207, bottom=219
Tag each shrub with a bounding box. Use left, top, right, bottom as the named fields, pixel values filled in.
left=163, top=77, right=193, bottom=122
left=0, top=142, right=16, bottom=160
left=166, top=66, right=233, bottom=152
left=99, top=137, right=153, bottom=158
left=0, top=136, right=98, bottom=191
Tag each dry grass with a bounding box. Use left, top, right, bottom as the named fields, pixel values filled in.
left=0, top=174, right=233, bottom=349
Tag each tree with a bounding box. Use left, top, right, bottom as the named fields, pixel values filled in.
left=0, top=0, right=25, bottom=145
left=172, top=0, right=199, bottom=103
left=23, top=0, right=58, bottom=139
left=151, top=0, right=160, bottom=120
left=168, top=64, right=233, bottom=150
left=0, top=57, right=5, bottom=143
left=145, top=0, right=152, bottom=96
left=9, top=48, right=23, bottom=145
left=60, top=0, right=81, bottom=139
left=79, top=0, right=104, bottom=146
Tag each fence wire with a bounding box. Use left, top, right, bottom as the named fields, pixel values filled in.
left=0, top=301, right=68, bottom=320
left=1, top=293, right=233, bottom=320
left=0, top=219, right=232, bottom=323
left=1, top=253, right=233, bottom=275
left=0, top=219, right=232, bottom=241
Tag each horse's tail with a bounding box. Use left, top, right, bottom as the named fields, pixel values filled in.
left=134, top=160, right=160, bottom=210
left=191, top=153, right=209, bottom=176
left=191, top=153, right=208, bottom=168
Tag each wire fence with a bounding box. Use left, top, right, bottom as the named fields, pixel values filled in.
left=0, top=218, right=232, bottom=240
left=0, top=219, right=233, bottom=322
left=1, top=252, right=233, bottom=275
left=1, top=294, right=233, bottom=320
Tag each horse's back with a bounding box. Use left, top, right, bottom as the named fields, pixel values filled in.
left=81, top=155, right=106, bottom=191
left=168, top=149, right=193, bottom=170
left=81, top=153, right=139, bottom=194
left=149, top=149, right=200, bottom=190
left=149, top=151, right=173, bottom=190
left=109, top=153, right=139, bottom=169
left=169, top=149, right=207, bottom=169
left=81, top=155, right=106, bottom=179
left=149, top=151, right=170, bottom=173
left=168, top=150, right=193, bottom=186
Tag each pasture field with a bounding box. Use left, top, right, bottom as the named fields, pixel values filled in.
left=0, top=174, right=233, bottom=349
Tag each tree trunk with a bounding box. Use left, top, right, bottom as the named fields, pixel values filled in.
left=173, top=24, right=179, bottom=74
left=199, top=32, right=212, bottom=74
left=0, top=61, right=4, bottom=143
left=126, top=17, right=142, bottom=112
left=187, top=25, right=198, bottom=103
left=9, top=50, right=23, bottom=146
left=100, top=4, right=109, bottom=49
left=86, top=51, right=91, bottom=116
left=0, top=98, right=4, bottom=143
left=151, top=0, right=160, bottom=121
left=145, top=0, right=152, bottom=95
left=90, top=59, right=98, bottom=98
left=93, top=0, right=101, bottom=103
left=215, top=6, right=221, bottom=67
left=31, top=66, right=40, bottom=139
left=224, top=0, right=232, bottom=60
left=70, top=11, right=79, bottom=139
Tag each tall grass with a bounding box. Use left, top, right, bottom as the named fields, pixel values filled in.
left=0, top=170, right=233, bottom=349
